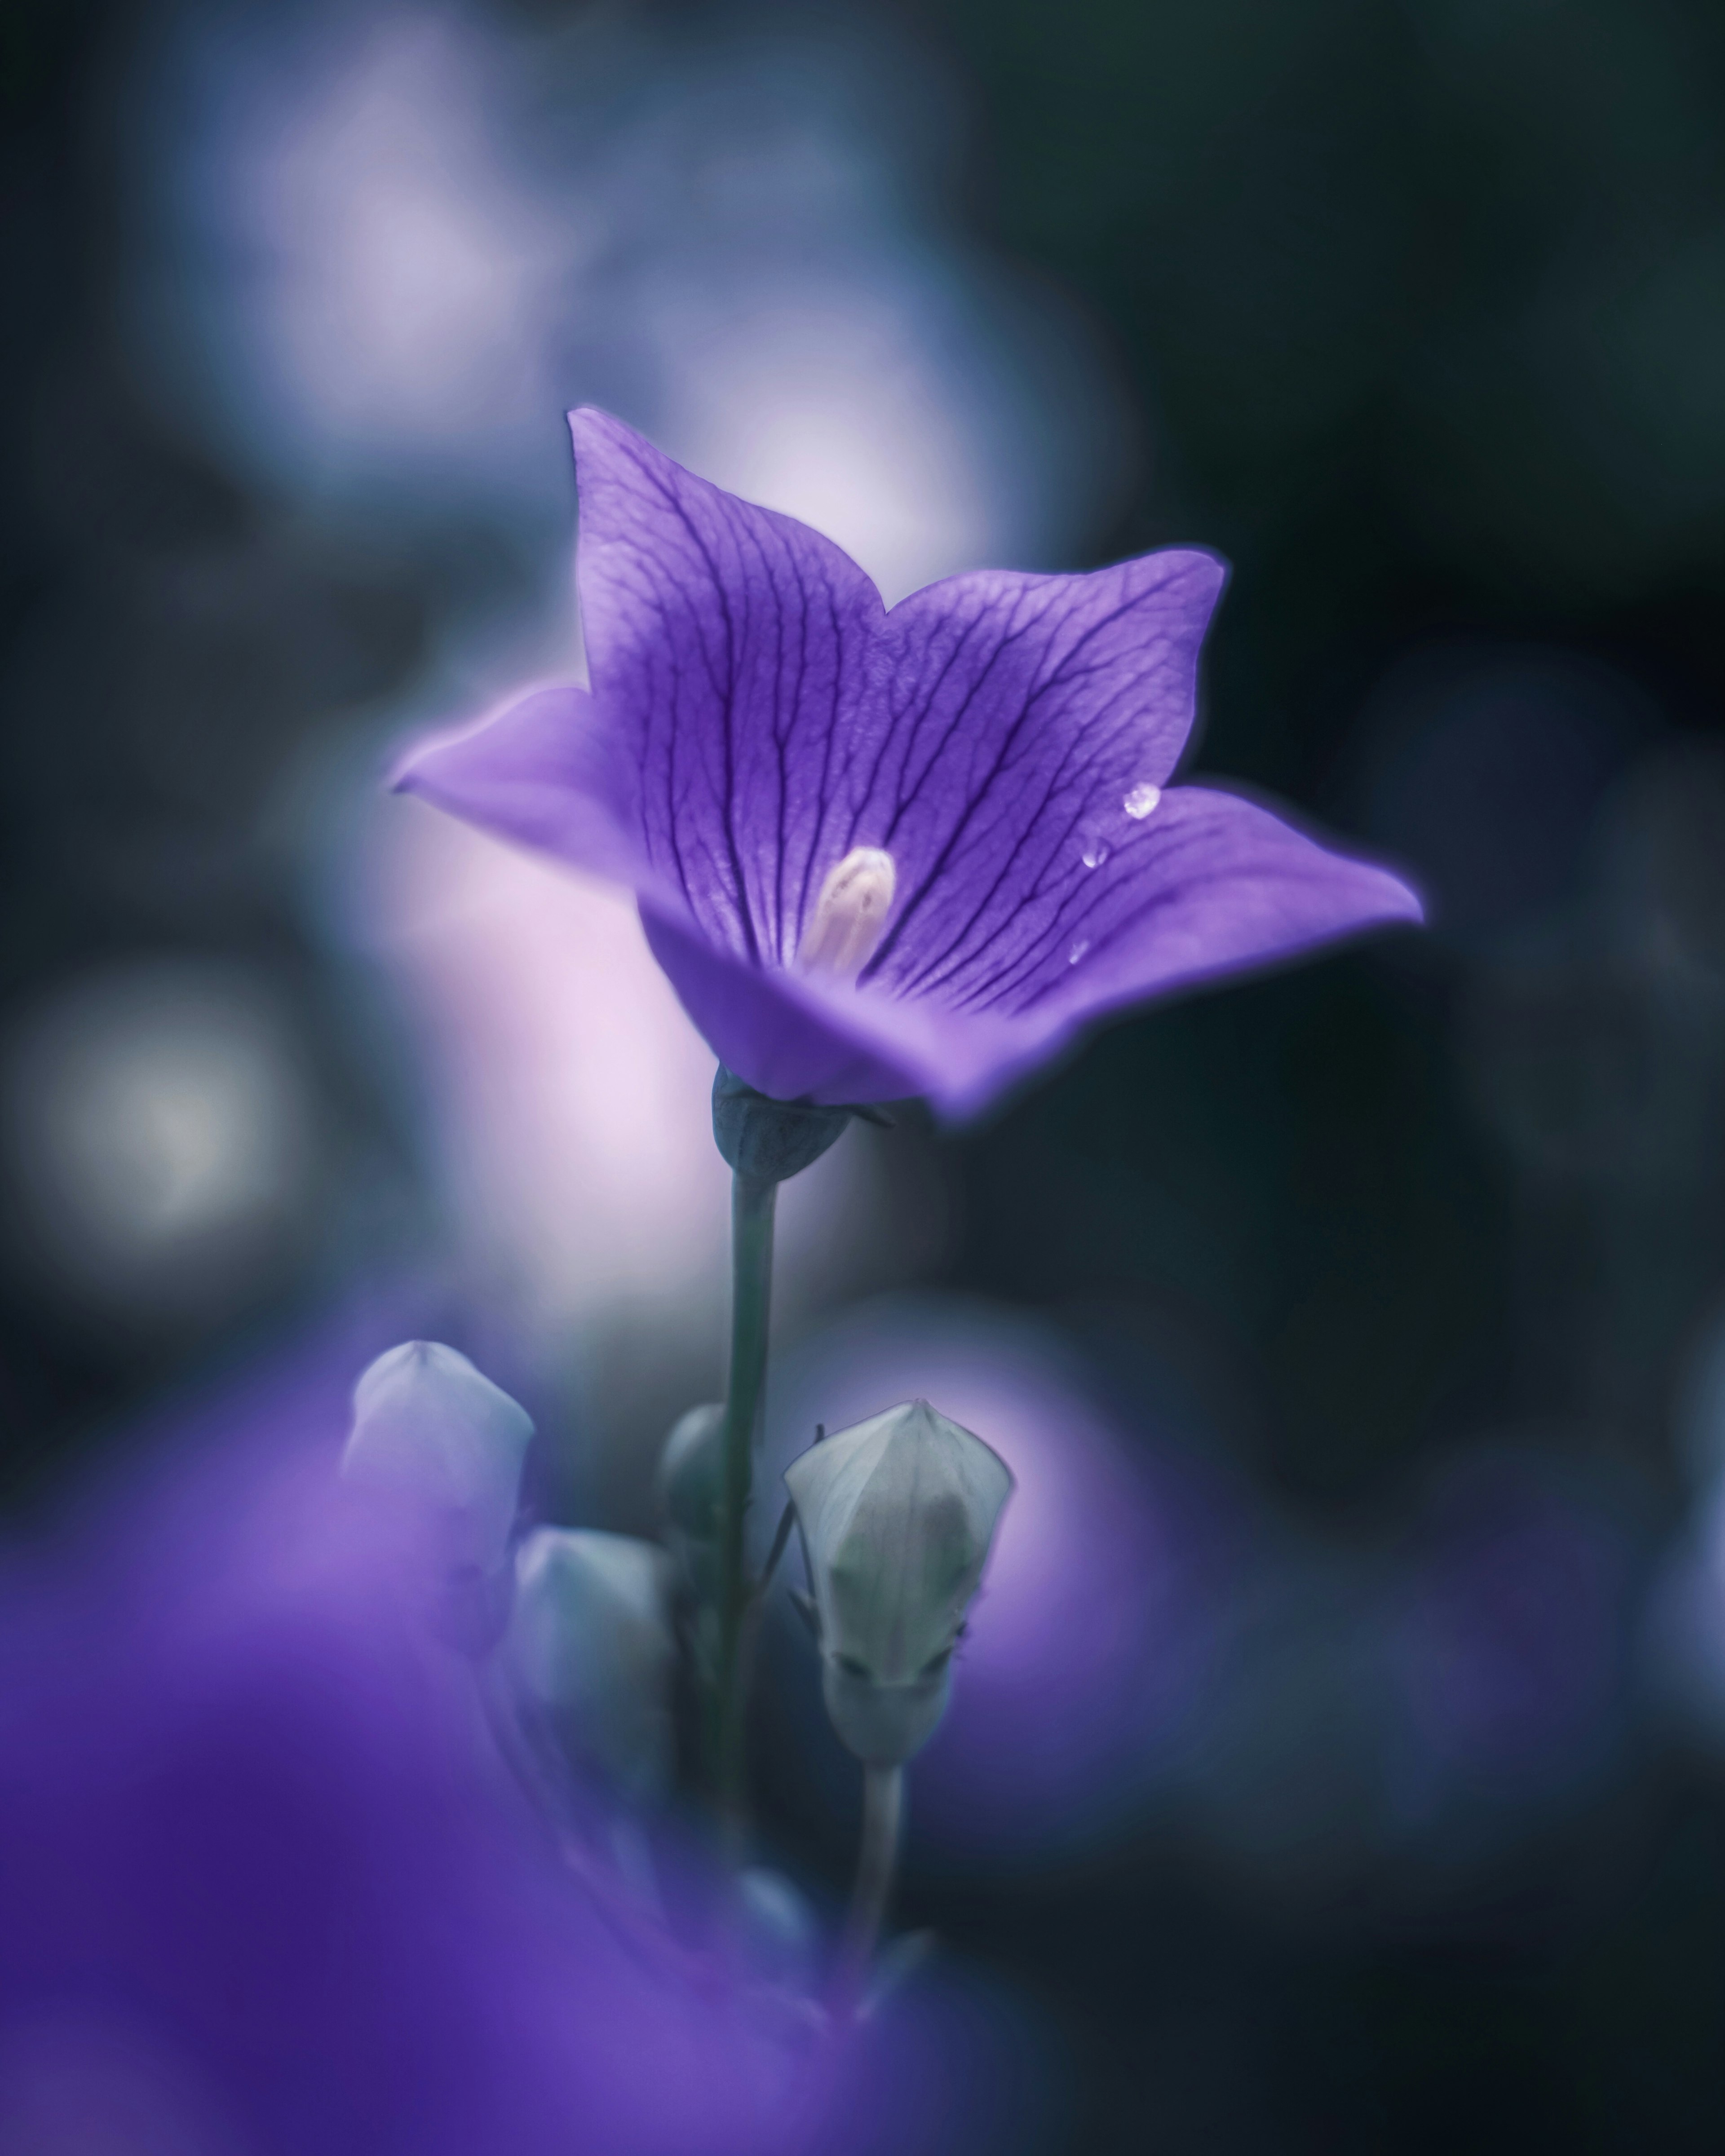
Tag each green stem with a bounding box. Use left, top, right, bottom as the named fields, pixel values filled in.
left=836, top=1763, right=904, bottom=2010
left=713, top=1170, right=778, bottom=1848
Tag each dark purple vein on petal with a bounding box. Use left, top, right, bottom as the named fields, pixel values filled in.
left=656, top=480, right=759, bottom=968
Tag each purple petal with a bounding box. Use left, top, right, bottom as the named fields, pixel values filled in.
left=394, top=683, right=651, bottom=896
left=854, top=553, right=1226, bottom=1000
left=923, top=784, right=1424, bottom=1112
left=648, top=787, right=1419, bottom=1116
left=639, top=903, right=985, bottom=1105
left=392, top=415, right=1421, bottom=1116
left=570, top=407, right=882, bottom=967
left=568, top=413, right=1223, bottom=984
left=1015, top=783, right=1424, bottom=1013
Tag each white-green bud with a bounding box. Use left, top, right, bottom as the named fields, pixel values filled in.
left=341, top=1342, right=535, bottom=1649
left=505, top=1528, right=678, bottom=1805
left=784, top=1399, right=1013, bottom=1766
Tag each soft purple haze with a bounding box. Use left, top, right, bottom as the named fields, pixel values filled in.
left=0, top=1325, right=1029, bottom=2156
left=1382, top=1450, right=1636, bottom=1801
left=397, top=411, right=1420, bottom=1113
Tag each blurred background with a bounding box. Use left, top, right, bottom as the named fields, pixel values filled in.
left=4, top=0, right=1725, bottom=2147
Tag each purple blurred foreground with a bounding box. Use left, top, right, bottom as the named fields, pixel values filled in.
left=0, top=1324, right=1020, bottom=2156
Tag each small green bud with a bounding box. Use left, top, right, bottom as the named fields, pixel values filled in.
left=657, top=1402, right=725, bottom=1542
left=656, top=1401, right=725, bottom=1604
left=505, top=1528, right=678, bottom=1805
left=784, top=1399, right=1012, bottom=1766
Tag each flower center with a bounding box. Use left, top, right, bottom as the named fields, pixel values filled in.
left=797, top=847, right=896, bottom=981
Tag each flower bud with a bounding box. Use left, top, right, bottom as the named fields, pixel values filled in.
left=341, top=1342, right=535, bottom=1650
left=784, top=1399, right=1012, bottom=1765
left=658, top=1402, right=725, bottom=1542
left=657, top=1401, right=725, bottom=1604
left=505, top=1528, right=678, bottom=1805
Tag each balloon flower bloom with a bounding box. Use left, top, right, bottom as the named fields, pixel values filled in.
left=397, top=411, right=1420, bottom=1115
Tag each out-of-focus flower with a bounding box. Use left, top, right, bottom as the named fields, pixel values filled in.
left=0, top=1326, right=1033, bottom=2156
left=137, top=3, right=1132, bottom=594
left=0, top=957, right=321, bottom=1327
left=505, top=1528, right=678, bottom=1806
left=343, top=1340, right=535, bottom=1565
left=785, top=1400, right=1012, bottom=1765
left=398, top=412, right=1421, bottom=1116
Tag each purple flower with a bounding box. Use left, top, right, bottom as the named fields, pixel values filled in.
left=398, top=411, right=1420, bottom=1113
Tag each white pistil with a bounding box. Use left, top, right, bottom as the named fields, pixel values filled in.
left=797, top=847, right=897, bottom=981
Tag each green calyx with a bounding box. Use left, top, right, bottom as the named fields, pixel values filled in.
left=710, top=1066, right=894, bottom=1183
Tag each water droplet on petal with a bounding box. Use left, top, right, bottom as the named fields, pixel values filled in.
left=1123, top=782, right=1161, bottom=820
left=1080, top=837, right=1110, bottom=869
left=1068, top=939, right=1090, bottom=966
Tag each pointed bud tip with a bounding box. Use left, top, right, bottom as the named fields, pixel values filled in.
left=342, top=1341, right=535, bottom=1569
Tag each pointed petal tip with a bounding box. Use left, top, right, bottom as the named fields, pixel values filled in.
left=386, top=729, right=468, bottom=805
left=1375, top=864, right=1428, bottom=928
left=386, top=715, right=491, bottom=800
left=386, top=747, right=425, bottom=797
left=1191, top=545, right=1231, bottom=594
left=568, top=404, right=638, bottom=456
left=567, top=405, right=627, bottom=475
